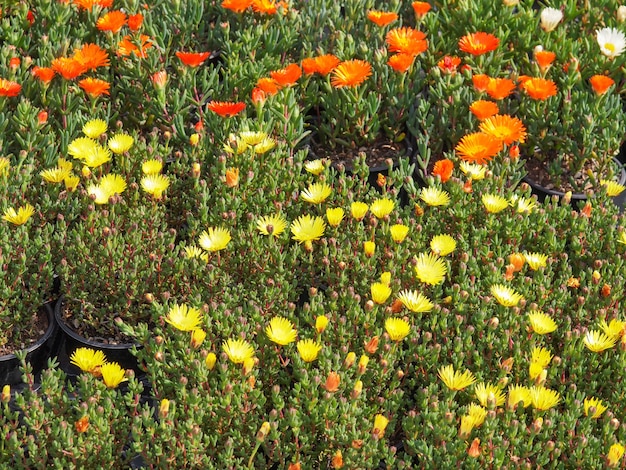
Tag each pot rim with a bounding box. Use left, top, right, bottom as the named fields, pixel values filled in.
left=0, top=301, right=56, bottom=362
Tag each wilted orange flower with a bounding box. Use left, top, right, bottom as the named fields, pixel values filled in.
left=256, top=77, right=280, bottom=95
left=270, top=63, right=302, bottom=87
left=127, top=13, right=143, bottom=31
left=176, top=51, right=211, bottom=67
left=117, top=35, right=152, bottom=58
left=32, top=66, right=55, bottom=84
left=601, top=284, right=611, bottom=297
left=590, top=75, right=615, bottom=95
left=455, top=132, right=503, bottom=164
left=472, top=73, right=491, bottom=92
left=479, top=114, right=527, bottom=145
left=96, top=10, right=127, bottom=33
left=79, top=77, right=110, bottom=97
left=331, top=59, right=372, bottom=88
left=581, top=201, right=592, bottom=218
left=151, top=70, right=167, bottom=88
left=367, top=10, right=398, bottom=27
left=388, top=53, right=414, bottom=72
left=521, top=77, right=557, bottom=100
left=412, top=1, right=431, bottom=16
left=470, top=100, right=499, bottom=120
left=468, top=438, right=481, bottom=458
left=509, top=144, right=520, bottom=159
left=222, top=0, right=253, bottom=12
left=486, top=77, right=516, bottom=100
left=0, top=79, right=21, bottom=97
left=75, top=416, right=89, bottom=433
left=51, top=57, right=86, bottom=79
left=324, top=372, right=341, bottom=392
left=534, top=50, right=556, bottom=70
left=225, top=167, right=239, bottom=187
left=459, top=32, right=499, bottom=55
left=386, top=27, right=428, bottom=56
left=432, top=159, right=454, bottom=182
left=438, top=56, right=461, bottom=74
left=73, top=43, right=110, bottom=71
left=207, top=100, right=246, bottom=117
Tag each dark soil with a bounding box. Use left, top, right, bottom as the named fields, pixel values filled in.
left=61, top=301, right=135, bottom=346
left=310, top=136, right=405, bottom=172
left=0, top=307, right=49, bottom=356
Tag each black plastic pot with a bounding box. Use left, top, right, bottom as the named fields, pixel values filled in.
left=0, top=301, right=58, bottom=386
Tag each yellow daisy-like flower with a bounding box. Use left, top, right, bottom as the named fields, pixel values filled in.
left=370, top=198, right=395, bottom=218
left=304, top=159, right=325, bottom=175
left=397, top=290, right=434, bottom=313
left=198, top=227, right=231, bottom=252
left=490, top=284, right=523, bottom=307
left=459, top=161, right=486, bottom=180
left=68, top=137, right=98, bottom=160
left=100, top=362, right=128, bottom=388
left=531, top=346, right=553, bottom=368
left=350, top=201, right=369, bottom=220
left=371, top=282, right=392, bottom=304
left=64, top=175, right=80, bottom=191
left=583, top=329, right=618, bottom=352
left=459, top=414, right=480, bottom=438
left=529, top=386, right=560, bottom=411
left=254, top=137, right=276, bottom=154
left=384, top=317, right=410, bottom=341
left=82, top=118, right=107, bottom=138
left=438, top=365, right=476, bottom=391
left=141, top=174, right=170, bottom=199
left=430, top=234, right=456, bottom=256
left=222, top=338, right=255, bottom=364
left=290, top=214, right=326, bottom=244
left=524, top=252, right=548, bottom=270
left=165, top=304, right=203, bottom=331
left=507, top=384, right=532, bottom=409
left=184, top=245, right=206, bottom=259
left=70, top=347, right=107, bottom=376
left=142, top=159, right=163, bottom=175
left=326, top=207, right=345, bottom=227
left=108, top=133, right=134, bottom=154
left=41, top=167, right=71, bottom=183
left=239, top=131, right=268, bottom=146
left=467, top=403, right=487, bottom=426
left=584, top=397, right=608, bottom=418
left=3, top=204, right=35, bottom=225
left=380, top=272, right=391, bottom=285
left=58, top=158, right=73, bottom=172
left=601, top=180, right=625, bottom=197
left=414, top=252, right=447, bottom=285
left=474, top=382, right=506, bottom=407
left=301, top=182, right=332, bottom=204
left=0, top=157, right=10, bottom=175
left=599, top=319, right=626, bottom=340
left=420, top=187, right=451, bottom=206
left=265, top=316, right=297, bottom=346
left=528, top=311, right=557, bottom=335
left=389, top=224, right=409, bottom=243
left=608, top=443, right=625, bottom=467
left=482, top=194, right=509, bottom=213
left=296, top=339, right=322, bottom=362
left=510, top=195, right=537, bottom=213
left=256, top=214, right=288, bottom=237
left=83, top=143, right=111, bottom=168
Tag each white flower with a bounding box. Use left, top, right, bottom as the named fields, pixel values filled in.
left=540, top=7, right=563, bottom=32
left=617, top=5, right=626, bottom=23
left=597, top=27, right=626, bottom=59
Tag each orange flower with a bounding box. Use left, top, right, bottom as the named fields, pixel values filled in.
left=207, top=100, right=246, bottom=117
left=222, top=0, right=253, bottom=12
left=256, top=77, right=280, bottom=95
left=301, top=58, right=318, bottom=75
left=470, top=100, right=499, bottom=120
left=252, top=0, right=278, bottom=14
left=521, top=77, right=557, bottom=100
left=176, top=51, right=211, bottom=67
left=151, top=70, right=167, bottom=88
left=590, top=75, right=615, bottom=95
left=32, top=66, right=55, bottom=84
left=251, top=87, right=266, bottom=105
left=534, top=50, right=556, bottom=70
left=472, top=73, right=491, bottom=92
left=459, top=32, right=499, bottom=55
left=330, top=59, right=372, bottom=88
left=73, top=0, right=112, bottom=9
left=225, top=167, right=239, bottom=187
left=117, top=35, right=152, bottom=58
left=314, top=54, right=340, bottom=75
left=96, top=10, right=127, bottom=33
left=468, top=438, right=481, bottom=458
left=367, top=10, right=398, bottom=27
left=73, top=43, right=110, bottom=71
left=509, top=253, right=525, bottom=271
left=486, top=77, right=516, bottom=100
left=79, top=77, right=110, bottom=97
left=0, top=78, right=21, bottom=97
left=75, top=416, right=89, bottom=433
left=432, top=159, right=454, bottom=182
left=127, top=13, right=143, bottom=31
left=9, top=58, right=20, bottom=70
left=51, top=57, right=86, bottom=80
left=386, top=27, right=428, bottom=56
left=412, top=1, right=431, bottom=17
left=388, top=53, right=414, bottom=73
left=455, top=132, right=503, bottom=164
left=437, top=56, right=461, bottom=74
left=270, top=63, right=302, bottom=87
left=323, top=372, right=341, bottom=392
left=479, top=114, right=527, bottom=145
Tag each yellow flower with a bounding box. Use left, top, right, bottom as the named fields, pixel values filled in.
left=254, top=137, right=276, bottom=154
left=240, top=131, right=268, bottom=146
left=315, top=315, right=329, bottom=333
left=414, top=252, right=447, bottom=285
left=363, top=240, right=376, bottom=257
left=490, top=284, right=523, bottom=307
left=602, top=180, right=625, bottom=197
left=190, top=329, right=206, bottom=348
left=420, top=187, right=451, bottom=206
left=467, top=403, right=487, bottom=426
left=301, top=182, right=332, bottom=204
left=0, top=157, right=10, bottom=176
left=385, top=317, right=410, bottom=341
left=507, top=384, right=532, bottom=409
left=165, top=304, right=203, bottom=331
left=524, top=252, right=548, bottom=270
left=607, top=443, right=625, bottom=467
left=184, top=245, right=205, bottom=259
left=256, top=214, right=287, bottom=237
left=510, top=195, right=537, bottom=213
left=70, top=347, right=107, bottom=376
left=68, top=137, right=98, bottom=160
left=459, top=414, right=479, bottom=438
left=527, top=311, right=557, bottom=334
left=326, top=207, right=345, bottom=227
left=205, top=352, right=217, bottom=369
left=474, top=382, right=506, bottom=408
left=304, top=159, right=325, bottom=175
left=430, top=234, right=456, bottom=256
left=297, top=339, right=322, bottom=362
left=82, top=118, right=107, bottom=138
left=265, top=316, right=297, bottom=345
left=583, top=329, right=618, bottom=352
left=380, top=272, right=391, bottom=285
left=142, top=159, right=163, bottom=175
left=350, top=201, right=369, bottom=220
left=199, top=227, right=231, bottom=252
left=370, top=198, right=395, bottom=218
left=584, top=397, right=607, bottom=418
left=2, top=204, right=35, bottom=225
left=389, top=224, right=409, bottom=243
left=397, top=290, right=434, bottom=313
left=529, top=386, right=560, bottom=411
left=222, top=338, right=255, bottom=364
left=371, top=282, right=392, bottom=304
left=599, top=319, right=626, bottom=340
left=482, top=194, right=509, bottom=213
left=82, top=143, right=111, bottom=168
left=58, top=158, right=73, bottom=172
left=108, top=133, right=134, bottom=154
left=64, top=175, right=80, bottom=191
left=372, top=414, right=389, bottom=438
left=459, top=161, right=486, bottom=180
left=141, top=174, right=170, bottom=199
left=291, top=215, right=326, bottom=245
left=100, top=362, right=128, bottom=388
left=531, top=346, right=553, bottom=368
left=87, top=174, right=126, bottom=204
left=438, top=365, right=476, bottom=391
left=41, top=167, right=71, bottom=183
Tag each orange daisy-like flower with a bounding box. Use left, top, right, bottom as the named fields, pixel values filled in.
left=79, top=77, right=110, bottom=97
left=270, top=63, right=302, bottom=87
left=176, top=51, right=211, bottom=68
left=455, top=132, right=503, bottom=164
left=486, top=77, right=516, bottom=100
left=117, top=35, right=153, bottom=58
left=128, top=13, right=144, bottom=31
left=96, top=10, right=127, bottom=33
left=73, top=0, right=112, bottom=9
left=252, top=0, right=278, bottom=14
left=32, top=66, right=55, bottom=84
left=0, top=78, right=21, bottom=97
left=521, top=77, right=557, bottom=100
left=256, top=77, right=280, bottom=95
left=386, top=27, right=428, bottom=56
left=73, top=43, right=110, bottom=71
left=330, top=59, right=372, bottom=88
left=222, top=0, right=253, bottom=12
left=589, top=75, right=615, bottom=95
left=367, top=10, right=398, bottom=27
left=479, top=114, right=527, bottom=145
left=207, top=101, right=246, bottom=117
left=412, top=1, right=431, bottom=16
left=388, top=53, right=414, bottom=73
left=51, top=57, right=86, bottom=80
left=459, top=32, right=499, bottom=56
left=437, top=56, right=461, bottom=74
left=472, top=73, right=491, bottom=92
left=534, top=50, right=556, bottom=70
left=301, top=58, right=318, bottom=75
left=432, top=159, right=454, bottom=182
left=314, top=54, right=341, bottom=75
left=469, top=100, right=499, bottom=120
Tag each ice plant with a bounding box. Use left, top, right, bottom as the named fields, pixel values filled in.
left=386, top=27, right=428, bottom=56
left=590, top=75, right=615, bottom=95
left=256, top=214, right=287, bottom=237
left=389, top=224, right=409, bottom=243
left=524, top=252, right=548, bottom=270
left=0, top=78, right=21, bottom=97
left=419, top=187, right=451, bottom=206
left=507, top=385, right=532, bottom=409
left=165, top=304, right=203, bottom=331
left=479, top=115, right=527, bottom=145
left=2, top=204, right=35, bottom=225
left=79, top=78, right=110, bottom=97
left=198, top=227, right=231, bottom=252
left=432, top=159, right=454, bottom=182
left=474, top=382, right=506, bottom=408
left=223, top=338, right=255, bottom=364
left=330, top=60, right=372, bottom=88
left=520, top=77, right=558, bottom=101
left=490, top=284, right=523, bottom=307
left=601, top=180, right=626, bottom=197
left=384, top=317, right=410, bottom=341
left=527, top=311, right=557, bottom=335
left=438, top=365, right=476, bottom=391
left=455, top=132, right=502, bottom=164
left=100, top=362, right=128, bottom=388
left=599, top=319, right=626, bottom=340
left=290, top=214, right=326, bottom=248
left=82, top=119, right=107, bottom=138
left=367, top=10, right=398, bottom=27
left=372, top=414, right=389, bottom=439
left=296, top=339, right=322, bottom=362
left=304, top=159, right=325, bottom=175
left=414, top=252, right=447, bottom=285
left=141, top=174, right=170, bottom=199
left=176, top=51, right=211, bottom=67
left=265, top=316, right=297, bottom=345
left=607, top=443, right=625, bottom=467
left=583, top=330, right=618, bottom=352
left=529, top=386, right=561, bottom=411
left=458, top=32, right=499, bottom=55
left=369, top=198, right=395, bottom=219
left=70, top=348, right=107, bottom=376
left=482, top=194, right=509, bottom=213
left=540, top=7, right=563, bottom=32
left=597, top=27, right=626, bottom=59
left=142, top=159, right=163, bottom=175
left=371, top=283, right=392, bottom=304
left=300, top=182, right=332, bottom=204
left=207, top=101, right=246, bottom=117
left=460, top=161, right=487, bottom=180
left=584, top=397, right=608, bottom=418
left=350, top=202, right=369, bottom=220
left=108, top=133, right=134, bottom=154
left=397, top=290, right=434, bottom=313
left=96, top=10, right=127, bottom=33
left=430, top=234, right=456, bottom=256
left=325, top=207, right=345, bottom=227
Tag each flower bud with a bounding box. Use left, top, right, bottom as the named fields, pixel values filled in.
left=363, top=241, right=375, bottom=257
left=256, top=421, right=271, bottom=442
left=315, top=315, right=328, bottom=333
left=190, top=329, right=206, bottom=349
left=351, top=380, right=363, bottom=399
left=364, top=336, right=379, bottom=354
left=189, top=133, right=200, bottom=146
left=205, top=352, right=217, bottom=370
left=332, top=450, right=343, bottom=469
left=1, top=385, right=10, bottom=403
left=358, top=355, right=369, bottom=374
left=344, top=352, right=356, bottom=368
left=324, top=372, right=340, bottom=392
left=468, top=438, right=481, bottom=458
left=159, top=398, right=170, bottom=418
left=618, top=5, right=626, bottom=22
